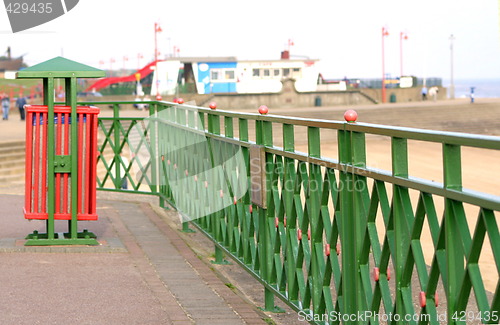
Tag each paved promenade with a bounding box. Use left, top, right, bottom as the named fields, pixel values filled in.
left=0, top=186, right=273, bottom=325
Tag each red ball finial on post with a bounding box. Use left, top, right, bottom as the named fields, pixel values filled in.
left=344, top=109, right=358, bottom=123
left=258, top=105, right=269, bottom=115
left=209, top=102, right=217, bottom=110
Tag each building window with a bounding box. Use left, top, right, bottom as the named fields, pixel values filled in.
left=292, top=68, right=301, bottom=78
left=250, top=66, right=301, bottom=79
left=211, top=68, right=236, bottom=82
left=225, top=70, right=235, bottom=80
left=211, top=70, right=220, bottom=81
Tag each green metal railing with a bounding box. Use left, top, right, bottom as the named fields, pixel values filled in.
left=86, top=100, right=500, bottom=324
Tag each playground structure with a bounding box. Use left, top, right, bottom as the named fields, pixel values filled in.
left=84, top=60, right=158, bottom=94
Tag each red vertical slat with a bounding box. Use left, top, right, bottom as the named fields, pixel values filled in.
left=89, top=112, right=98, bottom=215
left=24, top=109, right=33, bottom=214
left=63, top=112, right=69, bottom=214
left=41, top=111, right=48, bottom=214
left=84, top=113, right=91, bottom=215
left=77, top=111, right=83, bottom=216
left=33, top=112, right=40, bottom=213
left=55, top=112, right=62, bottom=214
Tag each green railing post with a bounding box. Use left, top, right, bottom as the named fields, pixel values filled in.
left=207, top=111, right=225, bottom=257
left=443, top=143, right=465, bottom=324
left=213, top=245, right=230, bottom=264
left=391, top=136, right=416, bottom=320
left=113, top=103, right=121, bottom=190
left=149, top=101, right=158, bottom=195
left=338, top=127, right=357, bottom=320
left=238, top=117, right=253, bottom=266
left=351, top=130, right=369, bottom=319
left=260, top=118, right=272, bottom=310
left=45, top=76, right=55, bottom=240
left=338, top=124, right=367, bottom=323
left=180, top=106, right=195, bottom=233
left=307, top=126, right=323, bottom=316
left=256, top=117, right=283, bottom=313
left=67, top=76, right=78, bottom=240
left=282, top=123, right=299, bottom=305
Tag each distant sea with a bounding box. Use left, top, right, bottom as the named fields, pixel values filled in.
left=443, top=78, right=500, bottom=98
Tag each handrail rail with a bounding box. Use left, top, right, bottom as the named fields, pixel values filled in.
left=86, top=100, right=500, bottom=149
left=91, top=99, right=500, bottom=325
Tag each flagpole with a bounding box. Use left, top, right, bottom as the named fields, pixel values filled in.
left=381, top=27, right=389, bottom=103
left=137, top=53, right=143, bottom=70
left=154, top=22, right=162, bottom=100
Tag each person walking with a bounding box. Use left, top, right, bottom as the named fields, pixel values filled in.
left=1, top=93, right=10, bottom=120
left=421, top=86, right=428, bottom=101
left=15, top=95, right=27, bottom=121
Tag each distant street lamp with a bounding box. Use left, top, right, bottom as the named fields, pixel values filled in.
left=173, top=45, right=180, bottom=58
left=137, top=53, right=143, bottom=70
left=449, top=34, right=455, bottom=99
left=154, top=22, right=162, bottom=100
left=400, top=32, right=408, bottom=77
left=122, top=56, right=128, bottom=76
left=381, top=27, right=389, bottom=103
left=109, top=58, right=115, bottom=76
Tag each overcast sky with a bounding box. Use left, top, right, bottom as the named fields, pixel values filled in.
left=1, top=0, right=499, bottom=80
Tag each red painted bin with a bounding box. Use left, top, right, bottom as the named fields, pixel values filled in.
left=24, top=105, right=100, bottom=221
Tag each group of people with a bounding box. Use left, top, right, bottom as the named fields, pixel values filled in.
left=421, top=86, right=439, bottom=101
left=0, top=93, right=28, bottom=121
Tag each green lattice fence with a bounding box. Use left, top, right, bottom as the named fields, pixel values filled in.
left=87, top=100, right=500, bottom=324
left=94, top=103, right=157, bottom=195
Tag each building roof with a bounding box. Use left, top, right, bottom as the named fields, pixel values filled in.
left=17, top=56, right=104, bottom=79
left=0, top=58, right=23, bottom=71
